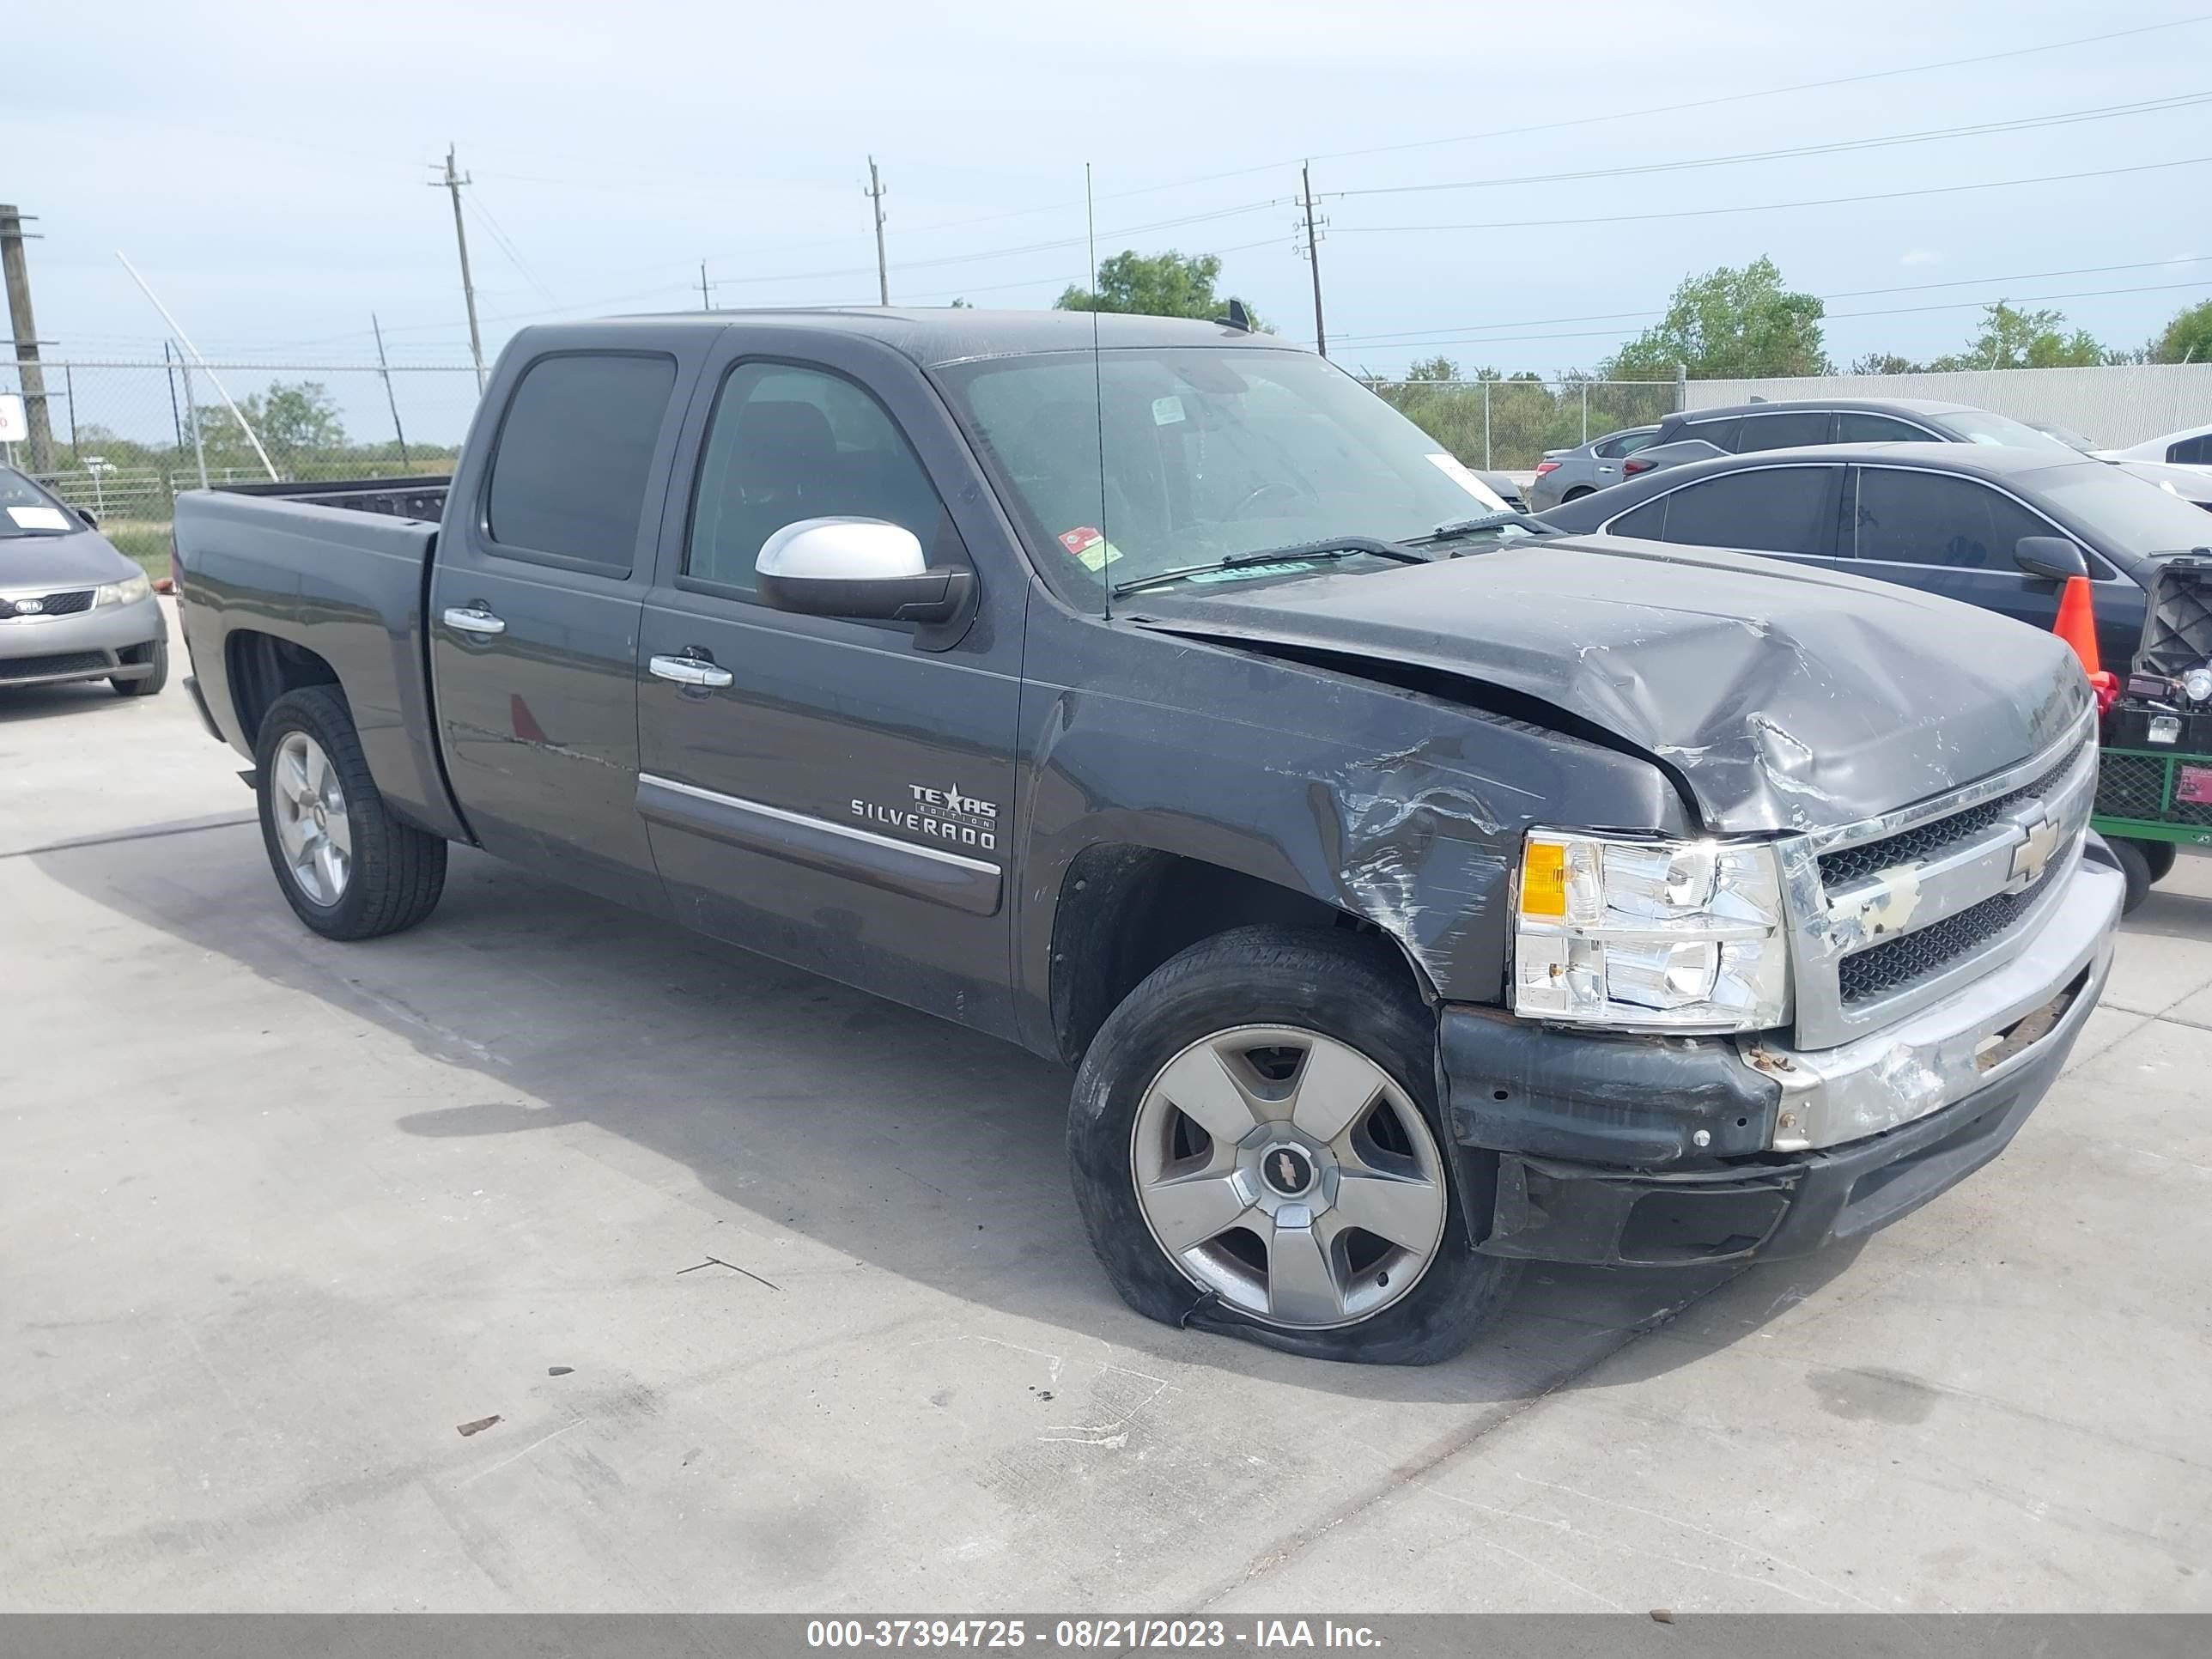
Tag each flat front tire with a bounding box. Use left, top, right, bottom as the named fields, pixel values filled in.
left=255, top=686, right=447, bottom=940
left=1069, top=926, right=1521, bottom=1365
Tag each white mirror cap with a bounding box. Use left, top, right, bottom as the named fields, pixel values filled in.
left=756, top=517, right=926, bottom=581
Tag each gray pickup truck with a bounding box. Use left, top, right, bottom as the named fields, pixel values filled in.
left=173, top=309, right=2123, bottom=1364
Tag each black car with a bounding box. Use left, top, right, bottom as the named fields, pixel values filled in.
left=1537, top=441, right=2212, bottom=672
left=1650, top=396, right=2073, bottom=457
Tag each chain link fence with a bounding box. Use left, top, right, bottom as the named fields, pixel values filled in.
left=1366, top=376, right=1683, bottom=474
left=0, top=359, right=481, bottom=568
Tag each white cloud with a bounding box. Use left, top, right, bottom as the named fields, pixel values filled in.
left=1899, top=250, right=1944, bottom=267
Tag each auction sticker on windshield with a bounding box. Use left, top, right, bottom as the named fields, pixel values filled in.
left=1424, top=453, right=1509, bottom=510
left=7, top=506, right=71, bottom=532
left=1057, top=526, right=1124, bottom=571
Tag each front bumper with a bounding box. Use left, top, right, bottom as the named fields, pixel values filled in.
left=1439, top=842, right=2124, bottom=1267
left=0, top=594, right=167, bottom=686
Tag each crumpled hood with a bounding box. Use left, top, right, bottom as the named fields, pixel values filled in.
left=1131, top=535, right=2090, bottom=834
left=0, top=526, right=140, bottom=588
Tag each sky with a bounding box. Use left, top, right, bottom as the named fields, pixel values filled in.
left=7, top=0, right=2212, bottom=442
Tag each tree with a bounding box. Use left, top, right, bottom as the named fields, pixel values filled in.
left=1849, top=351, right=1921, bottom=376
left=196, top=380, right=349, bottom=475
left=2150, top=300, right=2212, bottom=365
left=1602, top=257, right=1827, bottom=380
left=1927, top=302, right=2103, bottom=371
left=1056, top=249, right=1261, bottom=328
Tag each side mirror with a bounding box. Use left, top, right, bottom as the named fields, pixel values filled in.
left=2014, top=535, right=2088, bottom=581
left=75, top=506, right=100, bottom=530
left=755, top=517, right=974, bottom=626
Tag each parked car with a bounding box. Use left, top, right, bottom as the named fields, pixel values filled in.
left=1475, top=469, right=1529, bottom=511
left=173, top=310, right=2121, bottom=1364
left=1538, top=441, right=2212, bottom=670
left=2027, top=421, right=2212, bottom=507
left=1528, top=424, right=1660, bottom=510
left=2106, top=419, right=2212, bottom=468
left=0, top=465, right=167, bottom=696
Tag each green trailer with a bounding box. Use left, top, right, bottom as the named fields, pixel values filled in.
left=2094, top=747, right=2212, bottom=910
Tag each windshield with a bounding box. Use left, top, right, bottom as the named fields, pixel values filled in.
left=934, top=347, right=1511, bottom=601
left=1928, top=410, right=2077, bottom=453
left=0, top=466, right=75, bottom=540
left=2031, top=460, right=2212, bottom=551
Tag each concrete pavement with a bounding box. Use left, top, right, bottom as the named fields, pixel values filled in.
left=3, top=624, right=2209, bottom=1612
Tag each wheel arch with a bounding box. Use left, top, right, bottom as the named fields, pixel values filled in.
left=1046, top=842, right=1429, bottom=1066
left=227, top=629, right=343, bottom=747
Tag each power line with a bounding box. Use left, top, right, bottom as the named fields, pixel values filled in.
left=1328, top=91, right=2212, bottom=199
left=1334, top=155, right=2212, bottom=235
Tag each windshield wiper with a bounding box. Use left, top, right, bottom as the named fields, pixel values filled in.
left=1109, top=535, right=1426, bottom=598
left=1402, top=511, right=1560, bottom=546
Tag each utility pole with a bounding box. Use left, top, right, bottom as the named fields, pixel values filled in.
left=865, top=157, right=890, bottom=306
left=0, top=204, right=55, bottom=471
left=699, top=260, right=713, bottom=312
left=371, top=314, right=411, bottom=469
left=1295, top=163, right=1328, bottom=359
left=430, top=146, right=486, bottom=392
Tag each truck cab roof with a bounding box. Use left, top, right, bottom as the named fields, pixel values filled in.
left=520, top=307, right=1287, bottom=369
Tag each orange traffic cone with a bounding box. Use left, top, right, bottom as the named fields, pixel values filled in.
left=2052, top=574, right=2100, bottom=677
left=2052, top=574, right=2119, bottom=714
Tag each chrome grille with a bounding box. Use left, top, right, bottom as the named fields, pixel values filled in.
left=1838, top=860, right=2065, bottom=1004
left=1790, top=714, right=2098, bottom=1051
left=1818, top=741, right=2085, bottom=890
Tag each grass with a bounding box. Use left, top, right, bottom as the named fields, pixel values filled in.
left=100, top=521, right=172, bottom=579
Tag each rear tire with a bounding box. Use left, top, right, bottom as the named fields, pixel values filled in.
left=1562, top=486, right=1595, bottom=502
left=111, top=640, right=167, bottom=697
left=1068, top=925, right=1522, bottom=1365
left=255, top=686, right=447, bottom=940
left=2111, top=836, right=2154, bottom=915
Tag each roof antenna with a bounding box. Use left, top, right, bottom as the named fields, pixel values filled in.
left=1222, top=298, right=1253, bottom=333
left=1089, top=161, right=1111, bottom=623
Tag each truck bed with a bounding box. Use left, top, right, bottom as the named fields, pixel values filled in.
left=215, top=475, right=452, bottom=522
left=172, top=486, right=465, bottom=844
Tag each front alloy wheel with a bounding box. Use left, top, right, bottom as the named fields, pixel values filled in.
left=1131, top=1025, right=1448, bottom=1328
left=1068, top=925, right=1522, bottom=1364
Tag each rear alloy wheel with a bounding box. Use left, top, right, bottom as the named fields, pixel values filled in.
left=254, top=686, right=447, bottom=940
left=1070, top=926, right=1522, bottom=1364
left=271, top=729, right=354, bottom=908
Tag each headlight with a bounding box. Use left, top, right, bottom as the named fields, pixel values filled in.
left=1514, top=829, right=1790, bottom=1032
left=94, top=574, right=152, bottom=607
left=2184, top=666, right=2212, bottom=706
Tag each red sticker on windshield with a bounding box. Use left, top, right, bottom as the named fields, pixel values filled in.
left=1059, top=526, right=1102, bottom=557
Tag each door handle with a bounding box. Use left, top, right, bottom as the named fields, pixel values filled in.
left=443, top=605, right=507, bottom=636
left=648, top=653, right=733, bottom=689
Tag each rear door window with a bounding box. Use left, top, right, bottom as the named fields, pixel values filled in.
left=2168, top=434, right=2212, bottom=465
left=485, top=353, right=678, bottom=574
left=1852, top=468, right=2051, bottom=568
left=1734, top=411, right=1832, bottom=452
left=1656, top=467, right=1839, bottom=555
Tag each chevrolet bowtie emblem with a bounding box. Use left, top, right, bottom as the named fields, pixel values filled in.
left=2010, top=816, right=2058, bottom=888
